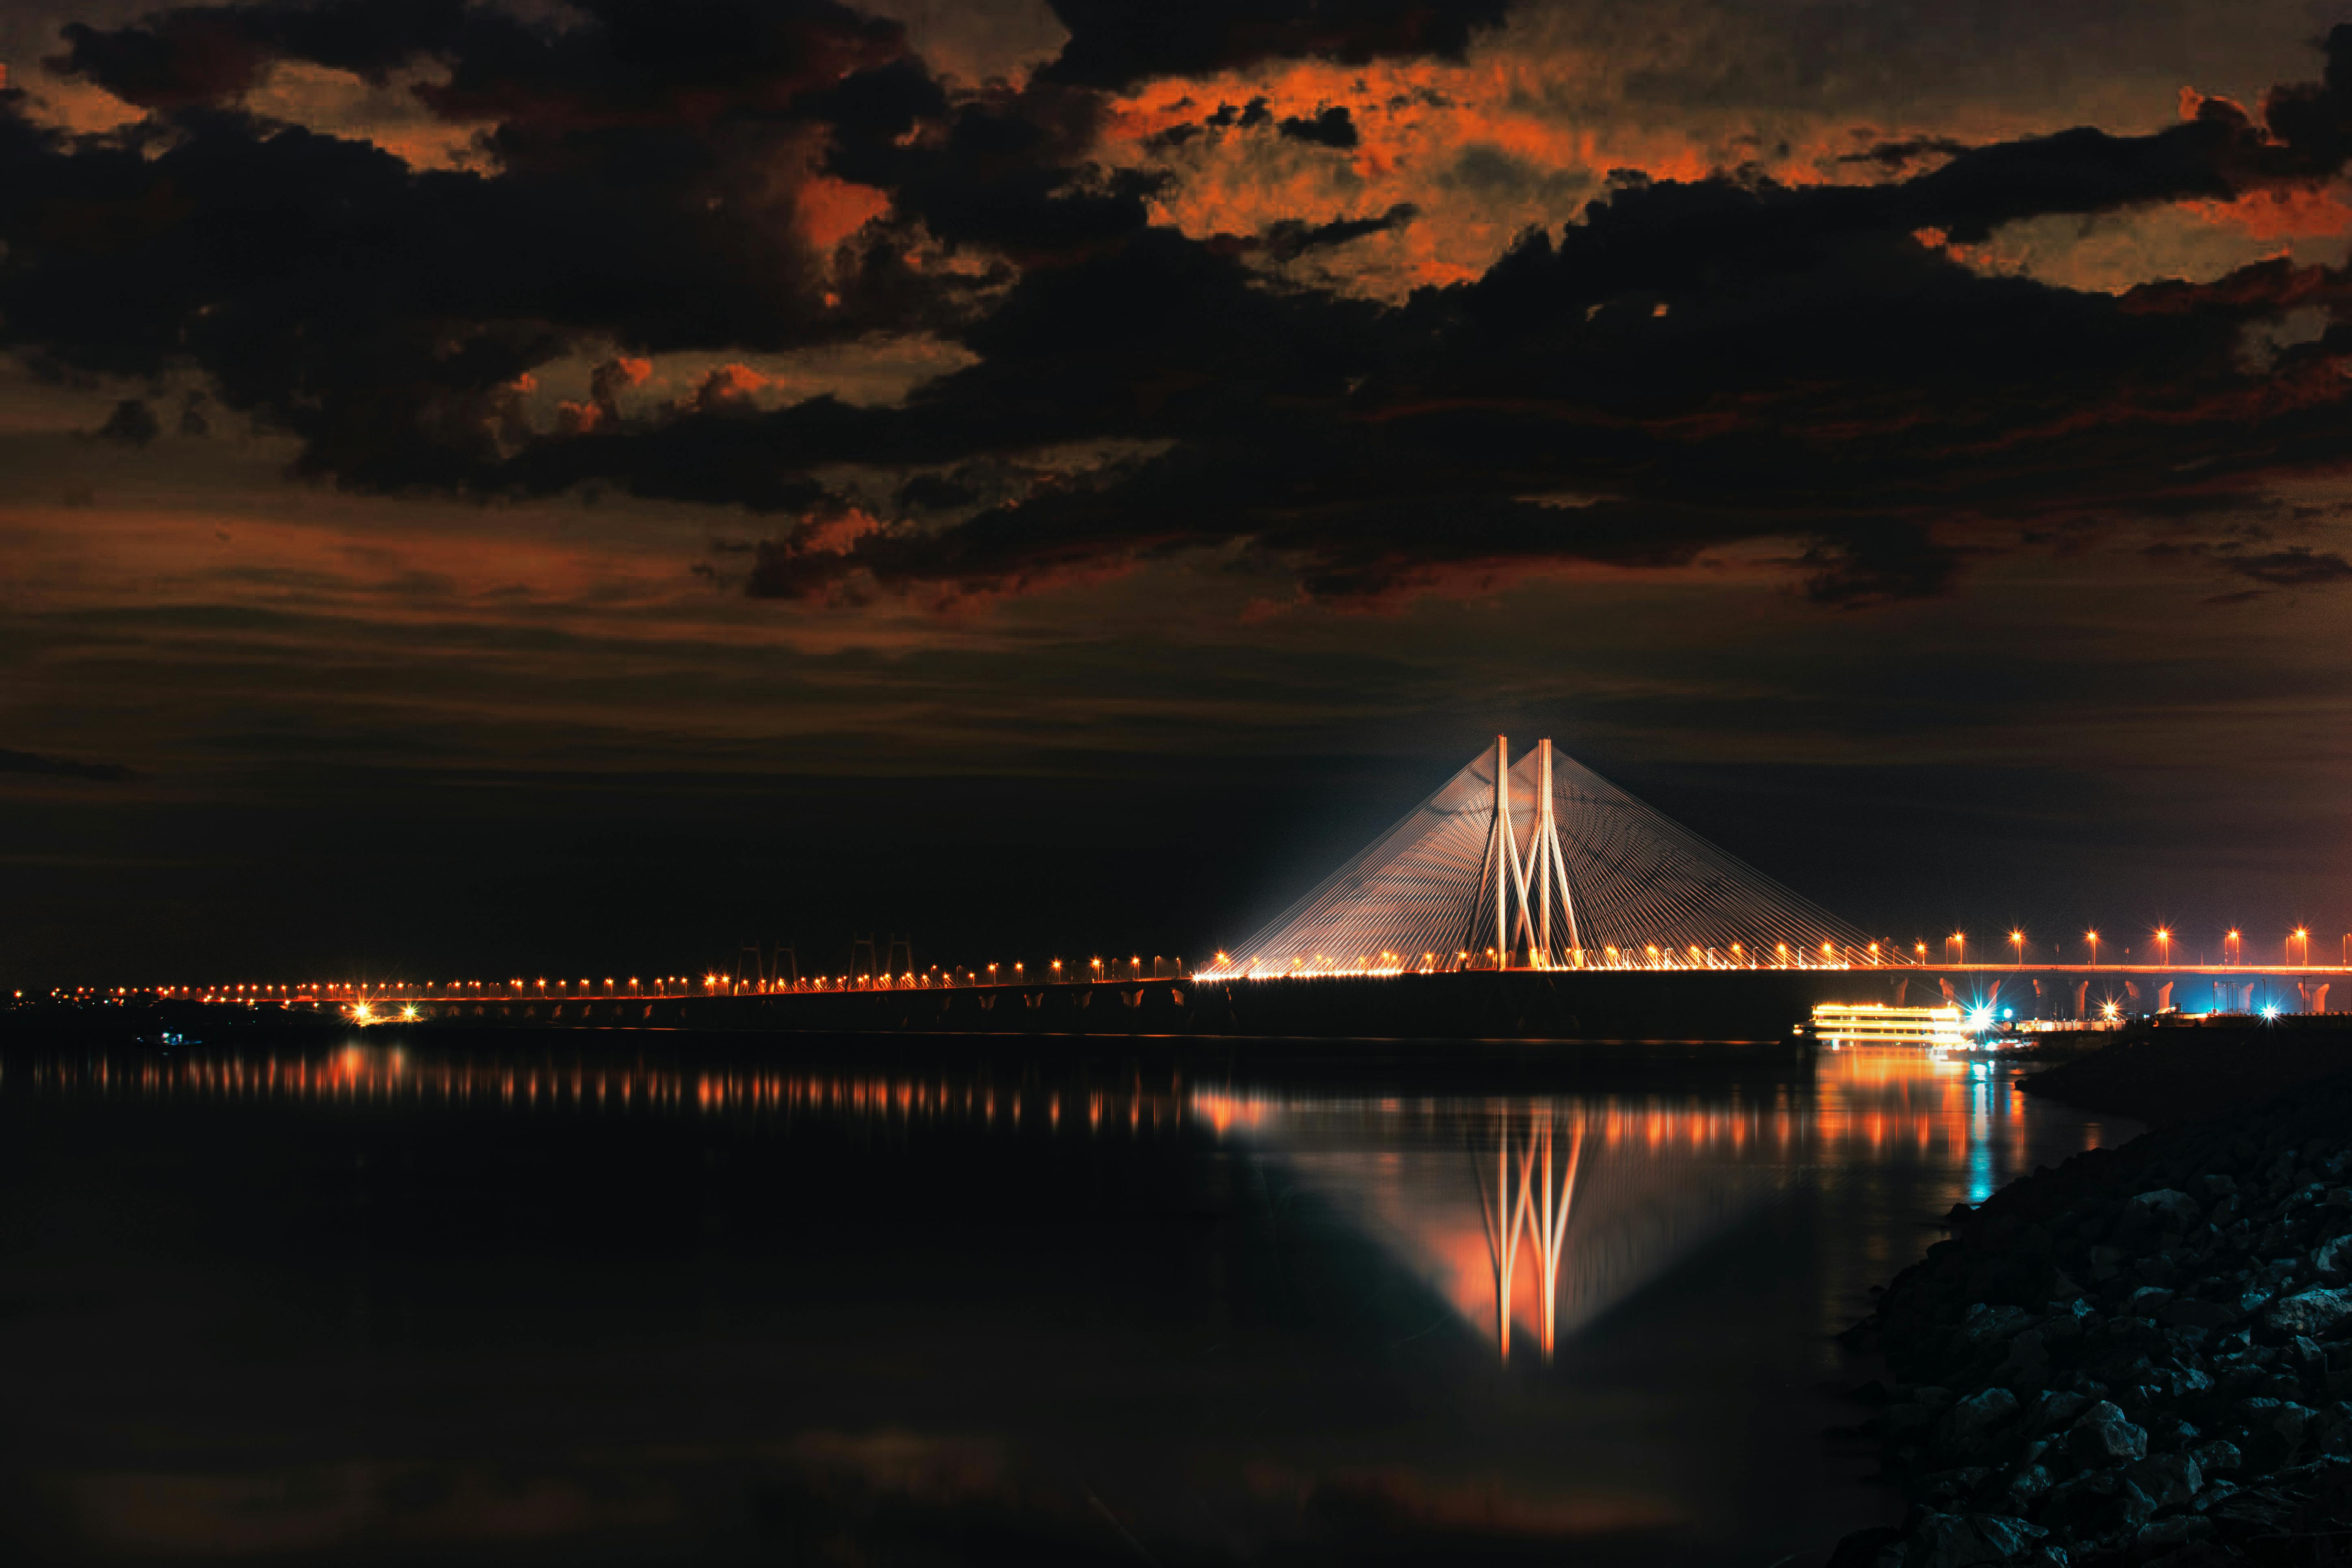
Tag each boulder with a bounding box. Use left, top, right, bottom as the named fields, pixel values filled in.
left=2132, top=1515, right=2214, bottom=1551
left=2263, top=1287, right=2352, bottom=1338
left=2023, top=1390, right=2092, bottom=1437
left=1992, top=1330, right=2049, bottom=1390
left=2230, top=1397, right=2311, bottom=1467
left=1901, top=1511, right=2052, bottom=1568
left=2122, top=1451, right=2202, bottom=1510
left=2162, top=1297, right=2240, bottom=1330
left=2039, top=1469, right=2155, bottom=1535
left=2313, top=1402, right=2352, bottom=1457
left=2066, top=1401, right=2148, bottom=1466
left=2188, top=1438, right=2243, bottom=1475
left=1940, top=1388, right=2022, bottom=1464
left=2118, top=1190, right=2203, bottom=1246
left=2313, top=1234, right=2352, bottom=1285
left=1959, top=1303, right=2037, bottom=1349
left=2000, top=1460, right=2059, bottom=1515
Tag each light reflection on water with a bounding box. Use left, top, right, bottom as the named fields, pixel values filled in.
left=0, top=1039, right=2134, bottom=1566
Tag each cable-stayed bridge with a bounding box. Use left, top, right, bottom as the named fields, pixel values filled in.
left=106, top=736, right=2352, bottom=1044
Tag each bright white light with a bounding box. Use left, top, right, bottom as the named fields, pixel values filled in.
left=2263, top=1005, right=2281, bottom=1020
left=1969, top=1007, right=1994, bottom=1029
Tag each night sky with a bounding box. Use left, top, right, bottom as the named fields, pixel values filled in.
left=4, top=0, right=2350, bottom=987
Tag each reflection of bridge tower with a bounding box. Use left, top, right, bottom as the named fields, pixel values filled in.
left=1475, top=1109, right=1586, bottom=1363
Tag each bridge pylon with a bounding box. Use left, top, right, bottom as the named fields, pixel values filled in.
left=1476, top=735, right=1583, bottom=970
left=1203, top=734, right=1871, bottom=981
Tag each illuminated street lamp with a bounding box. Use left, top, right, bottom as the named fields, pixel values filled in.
left=2291, top=927, right=2311, bottom=967
left=2154, top=929, right=2172, bottom=967
left=2085, top=930, right=2099, bottom=968
left=1947, top=931, right=1966, bottom=966
left=2009, top=929, right=2025, bottom=966
left=2224, top=930, right=2242, bottom=966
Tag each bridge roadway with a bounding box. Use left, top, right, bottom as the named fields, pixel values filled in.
left=270, top=962, right=2352, bottom=1045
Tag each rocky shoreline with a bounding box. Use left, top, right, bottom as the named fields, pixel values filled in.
left=1832, top=1065, right=2352, bottom=1566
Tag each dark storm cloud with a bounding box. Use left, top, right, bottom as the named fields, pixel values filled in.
left=1278, top=106, right=1359, bottom=149
left=681, top=32, right=2352, bottom=608
left=1834, top=136, right=1969, bottom=171
left=93, top=398, right=161, bottom=444
left=12, top=0, right=1157, bottom=484
left=2230, top=547, right=2352, bottom=585
left=0, top=747, right=142, bottom=782
left=1258, top=203, right=1418, bottom=261
left=13, top=4, right=2352, bottom=609
left=1035, top=0, right=1513, bottom=91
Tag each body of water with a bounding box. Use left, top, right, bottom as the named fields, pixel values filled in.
left=0, top=1034, right=2138, bottom=1564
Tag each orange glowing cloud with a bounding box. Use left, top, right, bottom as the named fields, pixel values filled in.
left=2185, top=184, right=2352, bottom=242
left=800, top=174, right=893, bottom=252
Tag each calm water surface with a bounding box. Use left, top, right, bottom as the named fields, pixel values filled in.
left=0, top=1034, right=2138, bottom=1565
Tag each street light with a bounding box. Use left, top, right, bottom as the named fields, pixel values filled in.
left=1948, top=931, right=1966, bottom=966
left=2009, top=930, right=2025, bottom=966
left=2085, top=930, right=2099, bottom=968
left=2225, top=929, right=2242, bottom=966
left=2292, top=927, right=2311, bottom=967
left=2154, top=929, right=2172, bottom=967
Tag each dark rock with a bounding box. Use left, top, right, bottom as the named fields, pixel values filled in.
left=2023, top=1390, right=2093, bottom=1436
left=2000, top=1461, right=2059, bottom=1516
left=2162, top=1297, right=2239, bottom=1329
left=1939, top=1388, right=2022, bottom=1464
left=2188, top=1438, right=2243, bottom=1475
left=1959, top=1304, right=2036, bottom=1349
left=1901, top=1511, right=2051, bottom=1567
left=2122, top=1451, right=2202, bottom=1509
left=2125, top=1286, right=2176, bottom=1319
left=2039, top=1468, right=2155, bottom=1534
left=2119, top=1190, right=2203, bottom=1247
left=1992, top=1331, right=2049, bottom=1391
left=2230, top=1397, right=2311, bottom=1467
left=2132, top=1513, right=2214, bottom=1551
left=2067, top=1401, right=2148, bottom=1465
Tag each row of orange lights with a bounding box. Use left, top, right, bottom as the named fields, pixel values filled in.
left=39, top=958, right=1185, bottom=1011
left=37, top=928, right=2341, bottom=1007
left=1950, top=926, right=2324, bottom=966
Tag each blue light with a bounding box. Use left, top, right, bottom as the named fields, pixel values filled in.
left=1969, top=1007, right=1994, bottom=1029
left=2002, top=1008, right=2013, bottom=1020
